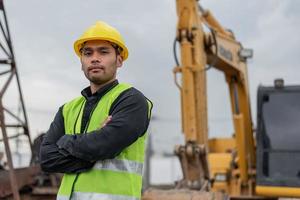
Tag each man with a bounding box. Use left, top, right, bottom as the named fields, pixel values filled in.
left=40, top=21, right=152, bottom=200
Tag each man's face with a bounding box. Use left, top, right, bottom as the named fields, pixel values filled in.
left=80, top=40, right=123, bottom=86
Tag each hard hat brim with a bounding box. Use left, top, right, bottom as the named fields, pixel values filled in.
left=74, top=37, right=129, bottom=60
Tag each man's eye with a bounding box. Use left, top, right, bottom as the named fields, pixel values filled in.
left=100, top=50, right=109, bottom=54
left=83, top=51, right=92, bottom=56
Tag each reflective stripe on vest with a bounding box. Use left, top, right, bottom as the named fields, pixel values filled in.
left=57, top=83, right=151, bottom=200
left=93, top=159, right=143, bottom=175
left=57, top=192, right=140, bottom=200
left=56, top=195, right=69, bottom=200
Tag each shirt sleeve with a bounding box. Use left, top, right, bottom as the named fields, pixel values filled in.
left=39, top=106, right=95, bottom=173
left=56, top=88, right=153, bottom=162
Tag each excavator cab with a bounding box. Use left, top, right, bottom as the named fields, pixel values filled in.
left=256, top=79, right=300, bottom=197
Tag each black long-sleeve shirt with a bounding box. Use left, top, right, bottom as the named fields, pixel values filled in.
left=40, top=80, right=152, bottom=173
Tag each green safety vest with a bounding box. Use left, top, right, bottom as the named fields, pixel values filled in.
left=57, top=83, right=151, bottom=200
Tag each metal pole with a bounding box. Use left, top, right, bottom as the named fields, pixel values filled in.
left=0, top=100, right=21, bottom=200
left=2, top=0, right=33, bottom=150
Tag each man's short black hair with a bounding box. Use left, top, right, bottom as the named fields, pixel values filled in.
left=110, top=43, right=123, bottom=56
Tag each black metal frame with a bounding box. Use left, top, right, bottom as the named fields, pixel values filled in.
left=0, top=0, right=32, bottom=199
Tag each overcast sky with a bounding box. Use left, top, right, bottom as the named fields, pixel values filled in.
left=2, top=0, right=300, bottom=154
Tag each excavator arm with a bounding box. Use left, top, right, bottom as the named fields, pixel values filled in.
left=173, top=0, right=255, bottom=188
left=172, top=0, right=210, bottom=190
left=203, top=7, right=256, bottom=184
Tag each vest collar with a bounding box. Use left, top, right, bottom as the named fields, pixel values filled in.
left=81, top=80, right=119, bottom=100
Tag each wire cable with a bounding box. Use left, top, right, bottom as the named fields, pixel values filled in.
left=173, top=37, right=180, bottom=66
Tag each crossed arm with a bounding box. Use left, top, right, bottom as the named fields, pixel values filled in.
left=40, top=88, right=152, bottom=174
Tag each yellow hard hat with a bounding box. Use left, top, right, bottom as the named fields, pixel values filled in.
left=74, top=21, right=129, bottom=60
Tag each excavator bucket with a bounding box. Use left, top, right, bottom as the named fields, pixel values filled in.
left=143, top=189, right=227, bottom=200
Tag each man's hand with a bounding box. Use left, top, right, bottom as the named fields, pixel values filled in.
left=101, top=115, right=112, bottom=128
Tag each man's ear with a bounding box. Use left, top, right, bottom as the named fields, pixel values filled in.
left=116, top=55, right=123, bottom=68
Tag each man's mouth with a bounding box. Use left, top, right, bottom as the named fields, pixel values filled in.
left=88, top=66, right=104, bottom=72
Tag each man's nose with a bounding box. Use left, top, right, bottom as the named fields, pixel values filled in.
left=91, top=53, right=102, bottom=63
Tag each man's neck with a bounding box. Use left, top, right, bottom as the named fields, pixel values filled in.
left=90, top=78, right=116, bottom=94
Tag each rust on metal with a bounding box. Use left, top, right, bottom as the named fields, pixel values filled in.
left=0, top=166, right=41, bottom=198
left=0, top=101, right=21, bottom=200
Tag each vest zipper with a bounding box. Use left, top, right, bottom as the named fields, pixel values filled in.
left=69, top=173, right=79, bottom=200
left=83, top=98, right=101, bottom=133
left=69, top=100, right=85, bottom=200
left=73, top=101, right=85, bottom=134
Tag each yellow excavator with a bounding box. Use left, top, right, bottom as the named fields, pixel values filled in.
left=143, top=0, right=300, bottom=199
